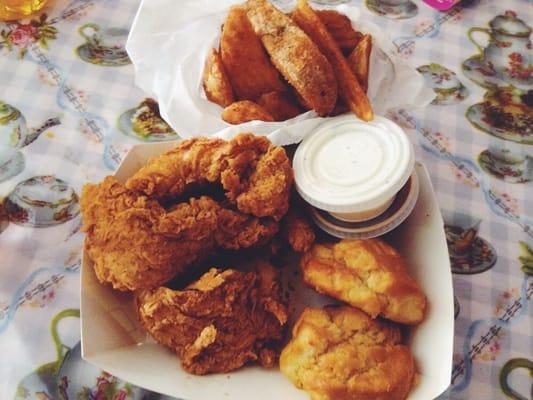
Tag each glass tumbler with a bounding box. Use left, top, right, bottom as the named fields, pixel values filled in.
left=0, top=0, right=49, bottom=20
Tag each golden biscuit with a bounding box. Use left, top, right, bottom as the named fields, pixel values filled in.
left=280, top=306, right=416, bottom=400
left=300, top=239, right=426, bottom=324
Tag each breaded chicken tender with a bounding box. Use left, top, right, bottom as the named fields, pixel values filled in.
left=81, top=177, right=278, bottom=291
left=300, top=239, right=426, bottom=324
left=281, top=207, right=315, bottom=253
left=280, top=306, right=416, bottom=400
left=136, top=262, right=288, bottom=375
left=220, top=6, right=286, bottom=100
left=221, top=100, right=274, bottom=124
left=245, top=0, right=337, bottom=116
left=126, top=133, right=293, bottom=221
left=202, top=48, right=234, bottom=107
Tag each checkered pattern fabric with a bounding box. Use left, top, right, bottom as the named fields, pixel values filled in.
left=0, top=0, right=531, bottom=398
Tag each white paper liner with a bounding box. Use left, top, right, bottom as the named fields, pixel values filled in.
left=126, top=0, right=434, bottom=145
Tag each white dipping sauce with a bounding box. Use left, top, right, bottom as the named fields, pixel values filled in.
left=293, top=115, right=414, bottom=222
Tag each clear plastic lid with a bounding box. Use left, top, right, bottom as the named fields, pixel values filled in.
left=293, top=115, right=415, bottom=214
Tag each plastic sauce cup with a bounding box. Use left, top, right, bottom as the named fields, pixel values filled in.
left=293, top=115, right=415, bottom=223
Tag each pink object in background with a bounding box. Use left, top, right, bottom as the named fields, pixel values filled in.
left=423, top=0, right=461, bottom=11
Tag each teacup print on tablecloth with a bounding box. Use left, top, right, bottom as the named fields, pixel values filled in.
left=3, top=176, right=79, bottom=227
left=499, top=358, right=533, bottom=400
left=442, top=210, right=498, bottom=274
left=466, top=85, right=533, bottom=184
left=14, top=309, right=159, bottom=400
left=75, top=23, right=131, bottom=66
left=466, top=86, right=532, bottom=144
left=417, top=63, right=469, bottom=105
left=365, top=0, right=418, bottom=20
left=117, top=99, right=179, bottom=142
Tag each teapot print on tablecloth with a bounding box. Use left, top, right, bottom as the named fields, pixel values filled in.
left=463, top=11, right=532, bottom=89
left=0, top=101, right=60, bottom=183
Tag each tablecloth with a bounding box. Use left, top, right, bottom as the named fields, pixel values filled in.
left=0, top=0, right=531, bottom=399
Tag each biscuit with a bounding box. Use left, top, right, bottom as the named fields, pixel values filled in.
left=280, top=306, right=415, bottom=400
left=300, top=239, right=426, bottom=324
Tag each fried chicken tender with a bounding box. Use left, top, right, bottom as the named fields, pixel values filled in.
left=202, top=48, right=234, bottom=107
left=281, top=207, right=315, bottom=253
left=81, top=177, right=278, bottom=291
left=317, top=10, right=363, bottom=55
left=220, top=6, right=286, bottom=100
left=300, top=239, right=427, bottom=324
left=347, top=34, right=372, bottom=93
left=292, top=0, right=373, bottom=121
left=136, top=262, right=288, bottom=375
left=245, top=0, right=337, bottom=116
left=221, top=100, right=274, bottom=124
left=126, top=133, right=293, bottom=221
left=257, top=91, right=303, bottom=121
left=280, top=306, right=416, bottom=400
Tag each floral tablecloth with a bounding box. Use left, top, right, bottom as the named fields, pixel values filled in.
left=0, top=0, right=531, bottom=399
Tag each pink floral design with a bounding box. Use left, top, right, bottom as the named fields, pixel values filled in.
left=433, top=132, right=450, bottom=150
left=494, top=40, right=512, bottom=48
left=494, top=288, right=519, bottom=316
left=0, top=13, right=58, bottom=58
left=505, top=52, right=533, bottom=80
left=78, top=119, right=102, bottom=143
left=36, top=67, right=57, bottom=86
left=10, top=25, right=37, bottom=46
left=449, top=165, right=479, bottom=188
left=67, top=370, right=134, bottom=399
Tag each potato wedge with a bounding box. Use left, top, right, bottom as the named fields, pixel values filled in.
left=292, top=0, right=373, bottom=121
left=245, top=0, right=337, bottom=116
left=222, top=100, right=274, bottom=124
left=202, top=48, right=234, bottom=107
left=257, top=92, right=302, bottom=121
left=220, top=5, right=286, bottom=101
left=347, top=34, right=372, bottom=93
left=317, top=10, right=363, bottom=55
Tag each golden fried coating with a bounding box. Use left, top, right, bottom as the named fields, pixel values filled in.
left=292, top=0, right=373, bottom=121
left=220, top=6, right=286, bottom=100
left=81, top=177, right=278, bottom=291
left=245, top=0, right=337, bottom=116
left=126, top=133, right=293, bottom=221
left=136, top=262, right=288, bottom=375
left=347, top=34, right=372, bottom=93
left=317, top=9, right=363, bottom=55
left=300, top=239, right=427, bottom=324
left=280, top=306, right=416, bottom=400
left=257, top=91, right=303, bottom=121
left=281, top=207, right=315, bottom=253
left=202, top=48, right=234, bottom=107
left=221, top=100, right=274, bottom=124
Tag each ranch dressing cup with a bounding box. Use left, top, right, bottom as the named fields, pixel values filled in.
left=293, top=115, right=415, bottom=224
